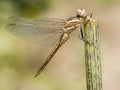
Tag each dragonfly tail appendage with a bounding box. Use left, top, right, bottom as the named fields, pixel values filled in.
left=34, top=58, right=51, bottom=77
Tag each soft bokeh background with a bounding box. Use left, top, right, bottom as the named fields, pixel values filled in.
left=0, top=0, right=120, bottom=90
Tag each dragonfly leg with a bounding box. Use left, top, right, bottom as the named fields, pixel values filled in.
left=78, top=23, right=94, bottom=45
left=78, top=24, right=87, bottom=42
left=84, top=13, right=92, bottom=25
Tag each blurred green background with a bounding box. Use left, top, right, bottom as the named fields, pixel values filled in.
left=0, top=0, right=120, bottom=90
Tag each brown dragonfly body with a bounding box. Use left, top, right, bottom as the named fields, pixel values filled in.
left=6, top=9, right=92, bottom=77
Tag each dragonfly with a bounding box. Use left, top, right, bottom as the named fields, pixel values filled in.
left=6, top=8, right=92, bottom=77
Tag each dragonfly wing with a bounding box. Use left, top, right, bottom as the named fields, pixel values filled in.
left=38, top=32, right=63, bottom=46
left=6, top=17, right=65, bottom=46
left=25, top=32, right=63, bottom=46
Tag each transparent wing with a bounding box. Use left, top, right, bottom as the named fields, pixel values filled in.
left=6, top=17, right=65, bottom=46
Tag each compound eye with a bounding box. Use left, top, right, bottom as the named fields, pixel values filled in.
left=76, top=14, right=80, bottom=18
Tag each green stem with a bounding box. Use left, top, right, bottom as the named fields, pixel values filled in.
left=84, top=20, right=102, bottom=90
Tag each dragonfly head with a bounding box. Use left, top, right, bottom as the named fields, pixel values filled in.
left=76, top=8, right=87, bottom=18
left=76, top=8, right=92, bottom=23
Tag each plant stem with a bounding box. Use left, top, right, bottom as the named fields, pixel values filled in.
left=84, top=20, right=102, bottom=90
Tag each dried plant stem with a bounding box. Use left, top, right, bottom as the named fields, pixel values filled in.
left=84, top=20, right=102, bottom=90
